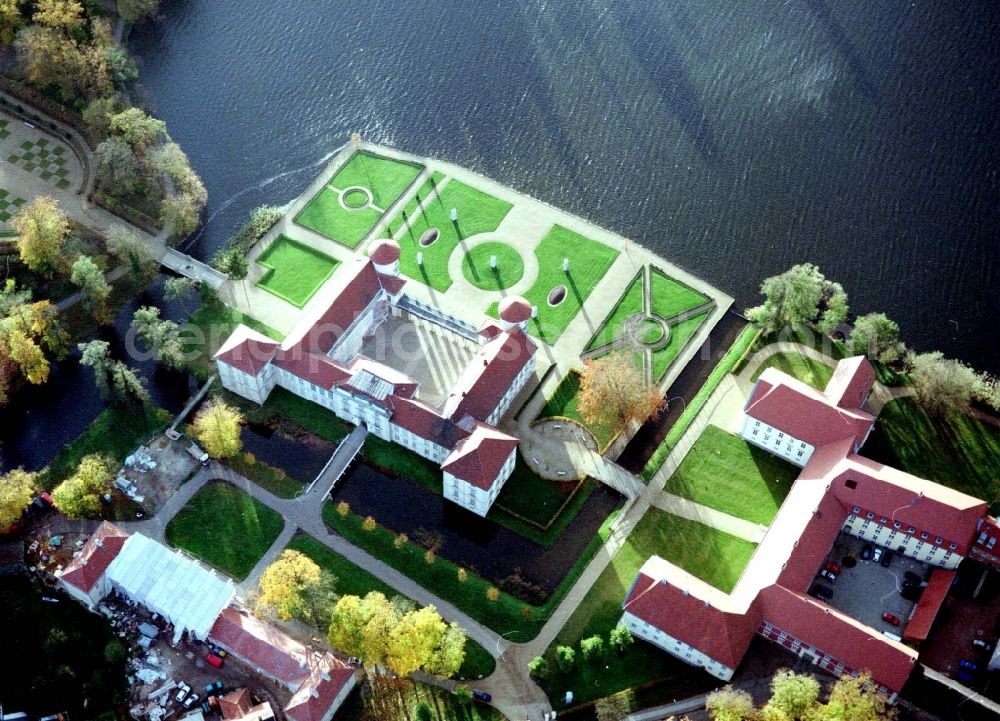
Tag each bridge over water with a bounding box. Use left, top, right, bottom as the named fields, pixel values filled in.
left=160, top=248, right=228, bottom=289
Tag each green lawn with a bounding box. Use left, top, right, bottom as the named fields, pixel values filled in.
left=395, top=180, right=513, bottom=291
left=540, top=508, right=754, bottom=706
left=667, top=425, right=799, bottom=525
left=39, top=406, right=170, bottom=491
left=329, top=151, right=423, bottom=207
left=864, top=397, right=1000, bottom=512
left=166, top=482, right=284, bottom=580
left=381, top=171, right=445, bottom=237
left=649, top=310, right=710, bottom=381
left=227, top=453, right=303, bottom=499
left=461, top=241, right=524, bottom=291
left=286, top=534, right=497, bottom=680
left=536, top=370, right=616, bottom=450
left=257, top=387, right=353, bottom=443
left=185, top=299, right=283, bottom=379
left=324, top=501, right=621, bottom=639
left=649, top=267, right=709, bottom=319
left=338, top=678, right=505, bottom=721
left=255, top=235, right=339, bottom=307
left=751, top=350, right=834, bottom=390
left=496, top=225, right=620, bottom=343
left=295, top=187, right=383, bottom=248
left=586, top=270, right=645, bottom=351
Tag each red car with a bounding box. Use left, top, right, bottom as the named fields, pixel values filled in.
left=882, top=612, right=900, bottom=626
left=825, top=562, right=841, bottom=575
left=205, top=653, right=224, bottom=669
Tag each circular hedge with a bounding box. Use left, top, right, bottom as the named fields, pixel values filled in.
left=342, top=188, right=370, bottom=209
left=461, top=242, right=524, bottom=291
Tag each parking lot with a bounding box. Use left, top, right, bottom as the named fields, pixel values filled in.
left=815, top=532, right=924, bottom=635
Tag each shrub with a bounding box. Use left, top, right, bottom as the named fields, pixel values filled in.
left=454, top=684, right=472, bottom=704
left=362, top=516, right=377, bottom=532
left=555, top=645, right=575, bottom=673
left=394, top=532, right=408, bottom=550
left=243, top=451, right=256, bottom=465
left=528, top=656, right=549, bottom=679
left=521, top=606, right=534, bottom=619
left=486, top=586, right=500, bottom=602
left=415, top=702, right=433, bottom=721
left=336, top=501, right=350, bottom=517
left=580, top=634, right=605, bottom=661
left=424, top=549, right=436, bottom=565
left=609, top=624, right=634, bottom=654
left=457, top=567, right=468, bottom=583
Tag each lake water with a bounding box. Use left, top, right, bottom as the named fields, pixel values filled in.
left=130, top=0, right=999, bottom=373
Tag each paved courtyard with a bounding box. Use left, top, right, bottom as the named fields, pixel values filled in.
left=0, top=115, right=80, bottom=191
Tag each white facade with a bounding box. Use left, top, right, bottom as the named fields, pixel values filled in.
left=58, top=572, right=111, bottom=609
left=218, top=362, right=276, bottom=405
left=842, top=512, right=961, bottom=569
left=485, top=356, right=536, bottom=427
left=442, top=446, right=516, bottom=517
left=621, top=611, right=735, bottom=681
left=741, top=416, right=815, bottom=467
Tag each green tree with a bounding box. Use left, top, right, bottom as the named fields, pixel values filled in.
left=161, top=191, right=203, bottom=241
left=706, top=687, right=756, bottom=721
left=0, top=467, right=37, bottom=528
left=109, top=107, right=165, bottom=153
left=299, top=569, right=339, bottom=630
left=71, top=255, right=111, bottom=321
left=131, top=306, right=185, bottom=369
left=555, top=645, right=575, bottom=673
left=164, top=276, right=197, bottom=313
left=216, top=248, right=249, bottom=280
left=192, top=397, right=243, bottom=458
left=764, top=669, right=820, bottom=720
left=910, top=352, right=977, bottom=416
left=847, top=313, right=906, bottom=364
left=414, top=702, right=433, bottom=721
left=595, top=689, right=636, bottom=721
left=746, top=263, right=849, bottom=335
left=0, top=0, right=26, bottom=45
left=528, top=656, right=548, bottom=678
left=453, top=684, right=473, bottom=704
left=82, top=95, right=120, bottom=141
left=51, top=453, right=114, bottom=519
left=424, top=621, right=466, bottom=679
left=94, top=138, right=143, bottom=197
left=609, top=624, right=634, bottom=654
left=117, top=0, right=159, bottom=23
left=580, top=634, right=604, bottom=661
left=33, top=0, right=83, bottom=31
left=106, top=226, right=157, bottom=279
left=255, top=550, right=322, bottom=621
left=12, top=196, right=68, bottom=278
left=78, top=339, right=149, bottom=409
left=807, top=673, right=895, bottom=721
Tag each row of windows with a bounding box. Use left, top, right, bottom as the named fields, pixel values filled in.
left=850, top=508, right=957, bottom=549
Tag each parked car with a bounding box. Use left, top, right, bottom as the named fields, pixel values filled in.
left=819, top=569, right=838, bottom=583
left=901, top=583, right=923, bottom=602
left=471, top=690, right=492, bottom=702
left=347, top=657, right=363, bottom=667
left=175, top=683, right=191, bottom=703
left=861, top=544, right=873, bottom=560
left=959, top=659, right=978, bottom=672
left=880, top=551, right=894, bottom=568
left=882, top=612, right=900, bottom=626
left=183, top=693, right=200, bottom=710
left=957, top=670, right=974, bottom=684
left=206, top=653, right=224, bottom=669
left=204, top=681, right=223, bottom=695
left=872, top=548, right=883, bottom=564
left=972, top=639, right=994, bottom=651
left=809, top=584, right=834, bottom=600
left=904, top=571, right=923, bottom=585
left=825, top=561, right=841, bottom=575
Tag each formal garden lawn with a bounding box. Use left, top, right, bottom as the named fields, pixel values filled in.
left=667, top=425, right=799, bottom=525
left=166, top=482, right=284, bottom=580
left=649, top=267, right=709, bottom=319
left=585, top=270, right=644, bottom=351
left=864, top=397, right=1000, bottom=512
left=649, top=310, right=710, bottom=381
left=535, top=370, right=616, bottom=451
left=295, top=151, right=422, bottom=247
left=539, top=507, right=755, bottom=706
left=751, top=350, right=834, bottom=390
left=395, top=179, right=513, bottom=291
left=461, top=241, right=524, bottom=291
left=492, top=224, right=619, bottom=343
left=255, top=235, right=339, bottom=307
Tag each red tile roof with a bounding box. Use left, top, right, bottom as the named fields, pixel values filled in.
left=369, top=239, right=400, bottom=265
left=442, top=424, right=518, bottom=490
left=443, top=329, right=536, bottom=422
left=498, top=295, right=532, bottom=324
left=219, top=688, right=254, bottom=720
left=273, top=353, right=350, bottom=390
left=903, top=569, right=955, bottom=642
left=59, top=522, right=129, bottom=593
left=214, top=327, right=280, bottom=377
left=388, top=397, right=470, bottom=448
left=208, top=608, right=311, bottom=689
left=824, top=356, right=876, bottom=409
left=283, top=653, right=355, bottom=721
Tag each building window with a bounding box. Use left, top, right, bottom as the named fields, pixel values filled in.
left=908, top=526, right=916, bottom=534
left=935, top=536, right=943, bottom=545
left=852, top=506, right=861, bottom=514
left=778, top=432, right=784, bottom=438
left=893, top=520, right=902, bottom=529
left=921, top=532, right=929, bottom=540
left=949, top=542, right=958, bottom=550
left=880, top=516, right=888, bottom=524
left=866, top=511, right=875, bottom=520
left=845, top=480, right=858, bottom=490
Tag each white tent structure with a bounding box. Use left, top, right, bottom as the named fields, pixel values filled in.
left=106, top=533, right=235, bottom=643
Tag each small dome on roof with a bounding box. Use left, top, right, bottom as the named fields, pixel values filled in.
left=370, top=239, right=401, bottom=265
left=498, top=295, right=532, bottom=323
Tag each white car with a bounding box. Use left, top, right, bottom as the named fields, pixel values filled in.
left=175, top=683, right=191, bottom=703
left=872, top=548, right=883, bottom=563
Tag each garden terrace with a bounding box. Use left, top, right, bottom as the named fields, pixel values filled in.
left=294, top=150, right=423, bottom=248
left=254, top=234, right=339, bottom=308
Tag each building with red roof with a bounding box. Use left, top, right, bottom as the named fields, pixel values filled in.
left=57, top=521, right=130, bottom=608
left=623, top=356, right=996, bottom=700
left=215, top=255, right=536, bottom=515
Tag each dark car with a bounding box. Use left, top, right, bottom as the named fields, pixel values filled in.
left=957, top=670, right=974, bottom=684
left=819, top=569, right=837, bottom=583
left=904, top=571, right=922, bottom=585
left=880, top=551, right=894, bottom=568
left=861, top=544, right=873, bottom=561
left=972, top=639, right=994, bottom=652
left=809, top=584, right=834, bottom=600
left=959, top=659, right=978, bottom=672
left=901, top=583, right=923, bottom=602
left=472, top=690, right=492, bottom=702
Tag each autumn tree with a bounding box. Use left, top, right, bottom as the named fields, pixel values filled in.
left=808, top=673, right=895, bottom=721
left=106, top=226, right=157, bottom=279
left=746, top=263, right=849, bottom=335
left=52, top=454, right=114, bottom=519
left=595, top=689, right=636, bottom=721
left=0, top=288, right=68, bottom=400
left=94, top=138, right=144, bottom=197
left=33, top=0, right=84, bottom=31
left=764, top=669, right=820, bottom=720
left=109, top=107, right=165, bottom=153
left=578, top=351, right=665, bottom=434
left=706, top=687, right=756, bottom=721
left=0, top=0, right=25, bottom=45
left=910, top=352, right=977, bottom=416
left=82, top=95, right=120, bottom=140
left=131, top=306, right=185, bottom=369
left=71, top=255, right=111, bottom=321
left=847, top=313, right=906, bottom=364
left=78, top=339, right=149, bottom=409
left=0, top=468, right=37, bottom=528
left=255, top=550, right=322, bottom=621
left=12, top=196, right=68, bottom=278
left=192, top=397, right=243, bottom=458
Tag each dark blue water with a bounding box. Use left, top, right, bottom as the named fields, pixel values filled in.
left=131, top=0, right=1000, bottom=372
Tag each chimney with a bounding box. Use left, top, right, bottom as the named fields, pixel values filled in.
left=310, top=689, right=320, bottom=699
left=94, top=538, right=104, bottom=548
left=321, top=671, right=330, bottom=681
